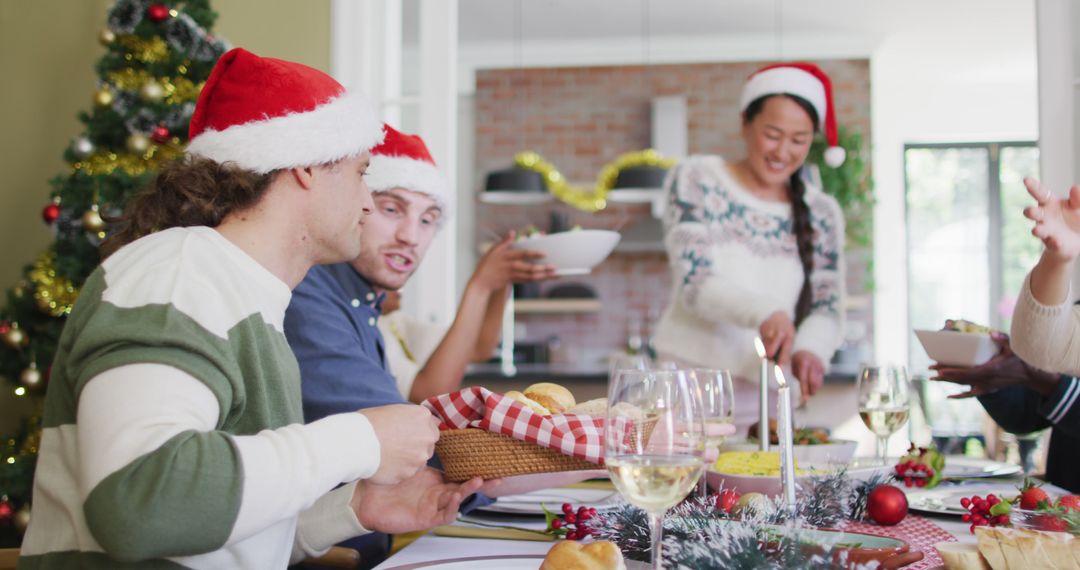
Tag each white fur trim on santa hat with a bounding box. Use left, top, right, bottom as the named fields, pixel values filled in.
left=366, top=154, right=452, bottom=217
left=824, top=146, right=846, bottom=168
left=739, top=67, right=827, bottom=125
left=186, top=91, right=383, bottom=174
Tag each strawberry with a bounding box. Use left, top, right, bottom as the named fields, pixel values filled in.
left=1018, top=479, right=1050, bottom=510
left=1031, top=513, right=1069, bottom=532
left=1056, top=495, right=1080, bottom=512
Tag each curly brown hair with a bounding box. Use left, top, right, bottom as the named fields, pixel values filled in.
left=101, top=157, right=277, bottom=258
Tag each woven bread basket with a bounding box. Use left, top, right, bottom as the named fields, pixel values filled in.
left=434, top=428, right=598, bottom=482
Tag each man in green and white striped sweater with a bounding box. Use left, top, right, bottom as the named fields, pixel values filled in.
left=18, top=48, right=485, bottom=569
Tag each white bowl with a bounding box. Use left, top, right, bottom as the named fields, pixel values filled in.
left=510, top=230, right=621, bottom=275
left=720, top=437, right=858, bottom=465
left=914, top=329, right=998, bottom=367
left=707, top=459, right=887, bottom=497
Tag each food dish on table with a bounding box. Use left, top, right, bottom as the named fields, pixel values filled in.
left=915, top=319, right=1000, bottom=367
left=509, top=229, right=620, bottom=276
left=974, top=526, right=1080, bottom=569
left=706, top=451, right=887, bottom=495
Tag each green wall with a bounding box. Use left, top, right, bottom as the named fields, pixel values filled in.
left=0, top=0, right=330, bottom=431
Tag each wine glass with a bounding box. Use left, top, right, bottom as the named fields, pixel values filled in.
left=606, top=369, right=704, bottom=570
left=857, top=365, right=911, bottom=465
left=690, top=368, right=734, bottom=496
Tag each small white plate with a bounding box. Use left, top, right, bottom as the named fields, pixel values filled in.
left=478, top=192, right=553, bottom=205
left=906, top=482, right=1019, bottom=516
left=941, top=456, right=1021, bottom=479
left=476, top=487, right=622, bottom=515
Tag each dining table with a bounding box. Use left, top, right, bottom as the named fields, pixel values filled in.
left=372, top=464, right=1069, bottom=570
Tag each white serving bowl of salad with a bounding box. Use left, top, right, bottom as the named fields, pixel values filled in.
left=511, top=229, right=621, bottom=275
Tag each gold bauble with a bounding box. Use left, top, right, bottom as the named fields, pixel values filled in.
left=3, top=327, right=27, bottom=349
left=139, top=80, right=165, bottom=103
left=82, top=206, right=106, bottom=233
left=126, top=133, right=151, bottom=154
left=13, top=505, right=30, bottom=534
left=98, top=29, right=116, bottom=46
left=19, top=364, right=42, bottom=389
left=93, top=88, right=114, bottom=108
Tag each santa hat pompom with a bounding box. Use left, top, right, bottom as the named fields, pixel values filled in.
left=366, top=124, right=452, bottom=219
left=740, top=62, right=846, bottom=168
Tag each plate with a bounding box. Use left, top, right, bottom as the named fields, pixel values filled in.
left=510, top=230, right=620, bottom=275
left=476, top=486, right=622, bottom=515
left=907, top=481, right=1028, bottom=516
left=606, top=188, right=662, bottom=203
left=478, top=191, right=554, bottom=206
left=940, top=456, right=1021, bottom=479
left=381, top=555, right=546, bottom=569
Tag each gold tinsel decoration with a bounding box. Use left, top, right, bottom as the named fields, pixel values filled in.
left=72, top=144, right=184, bottom=176
left=105, top=69, right=203, bottom=105
left=512, top=149, right=676, bottom=213
left=29, top=252, right=79, bottom=317
left=115, top=35, right=169, bottom=63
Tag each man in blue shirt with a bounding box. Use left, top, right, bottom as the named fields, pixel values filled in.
left=284, top=125, right=556, bottom=568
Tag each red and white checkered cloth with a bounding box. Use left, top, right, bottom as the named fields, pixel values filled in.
left=423, top=386, right=609, bottom=464
left=840, top=515, right=956, bottom=570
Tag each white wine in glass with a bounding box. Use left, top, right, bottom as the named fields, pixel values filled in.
left=690, top=368, right=734, bottom=496
left=606, top=369, right=704, bottom=570
left=857, top=365, right=911, bottom=465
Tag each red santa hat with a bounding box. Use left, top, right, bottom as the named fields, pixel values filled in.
left=365, top=124, right=451, bottom=216
left=187, top=48, right=383, bottom=173
left=739, top=62, right=846, bottom=167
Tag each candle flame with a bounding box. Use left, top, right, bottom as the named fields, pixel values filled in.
left=774, top=364, right=787, bottom=387
left=754, top=337, right=766, bottom=359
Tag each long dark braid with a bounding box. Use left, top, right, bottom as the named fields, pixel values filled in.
left=743, top=94, right=818, bottom=326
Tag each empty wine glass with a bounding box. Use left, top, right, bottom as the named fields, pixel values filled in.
left=606, top=369, right=704, bottom=570
left=690, top=368, right=734, bottom=496
left=857, top=365, right=911, bottom=465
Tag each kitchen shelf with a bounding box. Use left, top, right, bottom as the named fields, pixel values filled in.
left=514, top=298, right=601, bottom=314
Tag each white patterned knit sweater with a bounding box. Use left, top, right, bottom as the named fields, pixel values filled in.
left=654, top=155, right=846, bottom=383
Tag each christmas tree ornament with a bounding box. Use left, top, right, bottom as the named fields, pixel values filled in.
left=151, top=125, right=171, bottom=144
left=0, top=321, right=9, bottom=335
left=139, top=80, right=165, bottom=103
left=82, top=204, right=106, bottom=233
left=0, top=497, right=12, bottom=525
left=20, top=363, right=43, bottom=390
left=98, top=29, right=116, bottom=46
left=13, top=504, right=30, bottom=533
left=146, top=3, right=172, bottom=23
left=2, top=324, right=28, bottom=349
left=93, top=87, right=114, bottom=108
left=126, top=133, right=151, bottom=154
left=42, top=202, right=61, bottom=224
left=71, top=136, right=95, bottom=159
left=867, top=484, right=908, bottom=526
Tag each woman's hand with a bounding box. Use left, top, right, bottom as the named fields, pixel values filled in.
left=759, top=311, right=796, bottom=366
left=1023, top=177, right=1080, bottom=264
left=791, top=351, right=825, bottom=398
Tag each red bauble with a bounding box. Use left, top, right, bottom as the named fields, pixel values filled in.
left=867, top=484, right=908, bottom=526
left=146, top=3, right=171, bottom=22
left=0, top=321, right=9, bottom=335
left=42, top=203, right=60, bottom=224
left=0, top=498, right=13, bottom=524
left=151, top=125, right=171, bottom=144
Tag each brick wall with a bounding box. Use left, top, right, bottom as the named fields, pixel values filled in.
left=474, top=60, right=872, bottom=367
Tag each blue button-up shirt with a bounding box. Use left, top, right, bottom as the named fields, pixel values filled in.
left=285, top=262, right=406, bottom=423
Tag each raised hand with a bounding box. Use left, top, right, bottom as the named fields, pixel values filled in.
left=1023, top=177, right=1080, bottom=263
left=352, top=467, right=486, bottom=534
left=930, top=331, right=1059, bottom=398
left=470, top=231, right=557, bottom=293
left=359, top=404, right=441, bottom=484
left=792, top=351, right=825, bottom=398
left=759, top=311, right=796, bottom=366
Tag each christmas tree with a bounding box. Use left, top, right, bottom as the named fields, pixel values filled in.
left=0, top=0, right=227, bottom=545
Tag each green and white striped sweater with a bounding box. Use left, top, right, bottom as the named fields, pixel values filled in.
left=19, top=226, right=380, bottom=569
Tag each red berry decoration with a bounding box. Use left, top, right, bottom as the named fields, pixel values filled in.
left=544, top=502, right=597, bottom=541
left=151, top=125, right=170, bottom=144
left=867, top=484, right=908, bottom=526
left=146, top=3, right=172, bottom=22
left=959, top=493, right=1012, bottom=533
left=42, top=203, right=60, bottom=224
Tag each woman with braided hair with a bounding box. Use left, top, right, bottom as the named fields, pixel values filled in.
left=654, top=63, right=847, bottom=429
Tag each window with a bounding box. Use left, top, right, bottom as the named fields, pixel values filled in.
left=904, top=142, right=1040, bottom=436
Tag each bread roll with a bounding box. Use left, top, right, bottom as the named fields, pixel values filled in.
left=975, top=526, right=1077, bottom=570
left=567, top=397, right=607, bottom=416
left=540, top=540, right=626, bottom=570
left=935, top=542, right=990, bottom=570
left=504, top=390, right=551, bottom=415
left=524, top=382, right=576, bottom=414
